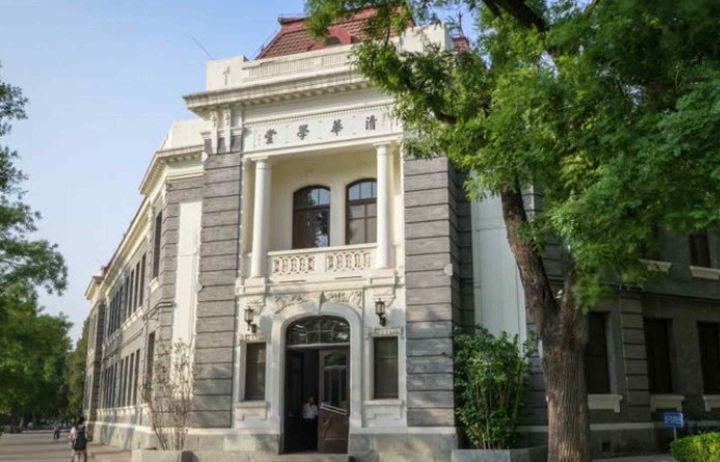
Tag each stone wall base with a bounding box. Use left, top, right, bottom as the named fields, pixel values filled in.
left=91, top=421, right=457, bottom=462
left=522, top=428, right=659, bottom=459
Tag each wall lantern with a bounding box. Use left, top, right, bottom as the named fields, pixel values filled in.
left=244, top=306, right=258, bottom=334
left=375, top=299, right=387, bottom=327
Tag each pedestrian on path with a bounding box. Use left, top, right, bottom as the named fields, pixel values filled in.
left=53, top=421, right=61, bottom=440
left=68, top=417, right=87, bottom=462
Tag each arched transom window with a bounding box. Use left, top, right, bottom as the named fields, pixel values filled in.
left=346, top=179, right=377, bottom=245
left=286, top=316, right=350, bottom=346
left=293, top=186, right=330, bottom=249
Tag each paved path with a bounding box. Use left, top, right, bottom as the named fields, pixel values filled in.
left=594, top=456, right=675, bottom=462
left=0, top=430, right=130, bottom=462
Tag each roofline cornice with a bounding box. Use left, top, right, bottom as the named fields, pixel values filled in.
left=183, top=70, right=369, bottom=114
left=139, top=145, right=203, bottom=195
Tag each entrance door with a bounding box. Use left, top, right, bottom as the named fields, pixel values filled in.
left=318, top=349, right=349, bottom=453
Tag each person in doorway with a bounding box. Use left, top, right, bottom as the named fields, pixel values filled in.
left=302, top=397, right=319, bottom=450
left=53, top=421, right=61, bottom=440
left=68, top=417, right=88, bottom=462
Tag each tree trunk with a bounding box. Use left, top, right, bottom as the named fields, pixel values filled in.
left=542, top=320, right=590, bottom=462
left=500, top=189, right=590, bottom=462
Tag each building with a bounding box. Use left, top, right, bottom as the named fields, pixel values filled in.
left=83, top=10, right=720, bottom=461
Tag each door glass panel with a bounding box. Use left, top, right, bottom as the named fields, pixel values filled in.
left=287, top=316, right=350, bottom=346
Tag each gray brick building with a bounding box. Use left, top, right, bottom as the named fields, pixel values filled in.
left=83, top=10, right=720, bottom=461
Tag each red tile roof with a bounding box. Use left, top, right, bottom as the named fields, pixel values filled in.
left=256, top=8, right=471, bottom=60
left=257, top=9, right=380, bottom=59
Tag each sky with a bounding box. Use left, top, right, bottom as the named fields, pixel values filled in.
left=0, top=0, right=308, bottom=343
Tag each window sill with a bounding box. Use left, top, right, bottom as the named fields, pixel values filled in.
left=236, top=400, right=268, bottom=408
left=650, top=394, right=684, bottom=411
left=364, top=398, right=402, bottom=406
left=588, top=394, right=623, bottom=413
left=641, top=259, right=672, bottom=274
left=703, top=395, right=720, bottom=412
left=689, top=266, right=720, bottom=280
left=235, top=400, right=268, bottom=422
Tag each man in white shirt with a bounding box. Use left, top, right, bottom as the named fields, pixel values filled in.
left=302, top=397, right=319, bottom=450
left=302, top=397, right=318, bottom=420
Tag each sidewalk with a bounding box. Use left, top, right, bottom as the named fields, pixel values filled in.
left=594, top=455, right=676, bottom=462
left=0, top=430, right=130, bottom=462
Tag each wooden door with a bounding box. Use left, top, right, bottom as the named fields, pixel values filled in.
left=318, top=349, right=349, bottom=453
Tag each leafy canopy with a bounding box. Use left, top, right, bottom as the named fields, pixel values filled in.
left=306, top=0, right=720, bottom=305
left=0, top=66, right=70, bottom=420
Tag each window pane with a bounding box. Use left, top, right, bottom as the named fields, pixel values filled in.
left=293, top=187, right=330, bottom=249
left=644, top=319, right=673, bottom=394
left=690, top=230, right=711, bottom=267
left=584, top=312, right=611, bottom=394
left=699, top=322, right=720, bottom=394
left=374, top=337, right=399, bottom=399
left=346, top=180, right=377, bottom=245
left=347, top=218, right=365, bottom=245
left=245, top=343, right=266, bottom=400
left=349, top=184, right=360, bottom=201
left=287, top=316, right=349, bottom=346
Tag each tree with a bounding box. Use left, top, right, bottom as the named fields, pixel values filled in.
left=305, top=1, right=720, bottom=461
left=144, top=341, right=193, bottom=451
left=66, top=319, right=89, bottom=419
left=0, top=66, right=69, bottom=424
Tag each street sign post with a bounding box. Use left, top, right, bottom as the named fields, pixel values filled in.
left=663, top=411, right=684, bottom=440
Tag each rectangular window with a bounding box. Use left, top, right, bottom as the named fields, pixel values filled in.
left=644, top=318, right=673, bottom=394
left=584, top=312, right=611, bottom=394
left=698, top=322, right=720, bottom=394
left=139, top=254, right=146, bottom=305
left=374, top=337, right=399, bottom=399
left=127, top=353, right=134, bottom=407
left=146, top=332, right=156, bottom=391
left=134, top=262, right=140, bottom=308
left=245, top=343, right=266, bottom=400
left=128, top=270, right=135, bottom=316
left=152, top=212, right=162, bottom=278
left=133, top=348, right=141, bottom=404
left=689, top=230, right=711, bottom=267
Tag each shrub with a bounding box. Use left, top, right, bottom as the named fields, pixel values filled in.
left=670, top=432, right=720, bottom=462
left=454, top=327, right=534, bottom=449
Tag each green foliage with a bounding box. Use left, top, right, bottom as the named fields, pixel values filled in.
left=454, top=327, right=533, bottom=449
left=65, top=319, right=89, bottom=419
left=0, top=65, right=70, bottom=423
left=670, top=432, right=720, bottom=462
left=305, top=0, right=720, bottom=307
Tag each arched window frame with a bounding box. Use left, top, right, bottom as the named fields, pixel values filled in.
left=346, top=178, right=377, bottom=245
left=292, top=185, right=331, bottom=249
left=286, top=316, right=350, bottom=347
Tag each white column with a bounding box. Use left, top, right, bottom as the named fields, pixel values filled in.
left=375, top=143, right=392, bottom=269
left=250, top=158, right=272, bottom=278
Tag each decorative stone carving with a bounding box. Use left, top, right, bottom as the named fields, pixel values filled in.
left=271, top=254, right=315, bottom=275
left=273, top=293, right=312, bottom=313
left=322, top=290, right=362, bottom=309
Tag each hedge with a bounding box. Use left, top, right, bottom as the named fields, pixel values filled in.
left=670, top=432, right=720, bottom=462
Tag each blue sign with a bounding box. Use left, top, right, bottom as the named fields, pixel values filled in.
left=663, top=411, right=684, bottom=428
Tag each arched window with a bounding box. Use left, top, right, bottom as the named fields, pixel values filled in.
left=287, top=316, right=350, bottom=346
left=346, top=179, right=377, bottom=245
left=293, top=186, right=331, bottom=249
left=325, top=35, right=342, bottom=46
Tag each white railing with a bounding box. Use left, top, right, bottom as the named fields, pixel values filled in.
left=266, top=243, right=376, bottom=282
left=245, top=49, right=350, bottom=81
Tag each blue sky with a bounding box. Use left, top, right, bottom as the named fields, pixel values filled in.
left=0, top=0, right=308, bottom=342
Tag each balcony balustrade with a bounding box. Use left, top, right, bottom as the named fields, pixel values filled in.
left=247, top=243, right=377, bottom=283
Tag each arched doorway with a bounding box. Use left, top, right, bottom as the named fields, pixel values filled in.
left=284, top=316, right=350, bottom=454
